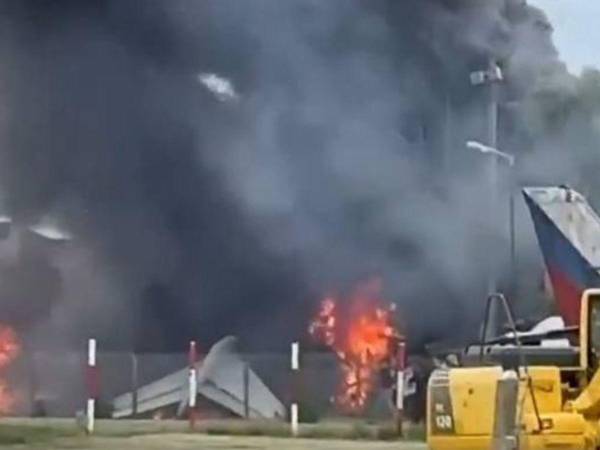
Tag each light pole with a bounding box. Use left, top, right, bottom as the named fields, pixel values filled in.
left=470, top=59, right=503, bottom=148
left=469, top=59, right=503, bottom=300
left=467, top=140, right=517, bottom=304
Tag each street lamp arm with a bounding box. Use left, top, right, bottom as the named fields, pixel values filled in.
left=466, top=140, right=515, bottom=166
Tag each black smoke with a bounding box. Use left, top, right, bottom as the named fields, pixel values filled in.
left=0, top=0, right=574, bottom=350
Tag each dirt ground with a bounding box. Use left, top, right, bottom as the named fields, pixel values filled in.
left=39, top=434, right=428, bottom=450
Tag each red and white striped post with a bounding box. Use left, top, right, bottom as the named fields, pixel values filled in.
left=188, top=340, right=198, bottom=430
left=290, top=341, right=299, bottom=437
left=395, top=340, right=407, bottom=436
left=86, top=338, right=98, bottom=434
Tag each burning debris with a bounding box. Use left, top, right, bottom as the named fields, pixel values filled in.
left=309, top=278, right=402, bottom=413
left=0, top=325, right=19, bottom=414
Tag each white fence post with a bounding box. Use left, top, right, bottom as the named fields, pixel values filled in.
left=290, top=341, right=300, bottom=437
left=396, top=340, right=406, bottom=436
left=188, top=341, right=198, bottom=430
left=86, top=338, right=97, bottom=434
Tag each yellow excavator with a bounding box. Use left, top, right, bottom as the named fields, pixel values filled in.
left=427, top=289, right=600, bottom=450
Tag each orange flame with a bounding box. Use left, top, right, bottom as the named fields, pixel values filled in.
left=0, top=380, right=16, bottom=414
left=309, top=278, right=400, bottom=413
left=0, top=325, right=20, bottom=414
left=0, top=326, right=19, bottom=370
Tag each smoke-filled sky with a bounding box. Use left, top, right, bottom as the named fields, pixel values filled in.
left=529, top=0, right=600, bottom=74
left=0, top=0, right=594, bottom=352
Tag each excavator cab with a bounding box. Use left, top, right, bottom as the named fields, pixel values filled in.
left=427, top=291, right=600, bottom=450
left=585, top=291, right=600, bottom=374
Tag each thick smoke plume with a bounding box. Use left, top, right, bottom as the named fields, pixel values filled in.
left=0, top=0, right=588, bottom=350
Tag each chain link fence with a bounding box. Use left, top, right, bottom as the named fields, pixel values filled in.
left=3, top=349, right=427, bottom=423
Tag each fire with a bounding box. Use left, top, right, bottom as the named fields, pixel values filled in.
left=0, top=325, right=19, bottom=414
left=0, top=380, right=16, bottom=414
left=309, top=278, right=401, bottom=413
left=0, top=326, right=19, bottom=370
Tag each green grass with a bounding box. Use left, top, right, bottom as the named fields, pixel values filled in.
left=0, top=423, right=79, bottom=445
left=0, top=418, right=426, bottom=446
left=200, top=419, right=425, bottom=441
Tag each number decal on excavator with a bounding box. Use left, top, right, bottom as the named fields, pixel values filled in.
left=435, top=414, right=453, bottom=429
left=429, top=384, right=455, bottom=435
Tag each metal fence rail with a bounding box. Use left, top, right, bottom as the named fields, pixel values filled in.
left=3, top=350, right=418, bottom=422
